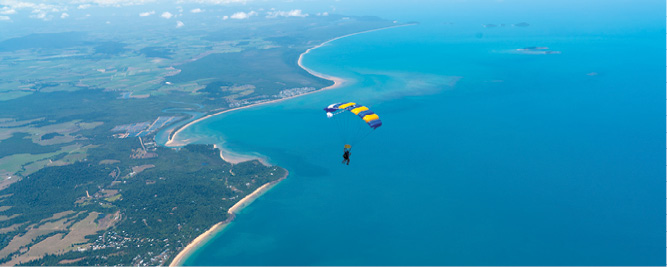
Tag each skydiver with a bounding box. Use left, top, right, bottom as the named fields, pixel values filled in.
left=342, top=147, right=351, bottom=165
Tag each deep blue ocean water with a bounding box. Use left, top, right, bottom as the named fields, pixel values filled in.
left=175, top=2, right=664, bottom=265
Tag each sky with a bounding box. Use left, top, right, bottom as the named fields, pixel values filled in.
left=1, top=0, right=663, bottom=36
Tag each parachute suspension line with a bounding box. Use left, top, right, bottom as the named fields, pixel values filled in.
left=351, top=128, right=374, bottom=147
left=339, top=113, right=348, bottom=144
left=347, top=112, right=359, bottom=145
left=348, top=115, right=360, bottom=144
left=332, top=112, right=345, bottom=144
left=352, top=112, right=370, bottom=147
left=350, top=117, right=367, bottom=147
left=330, top=109, right=350, bottom=145
left=347, top=113, right=356, bottom=143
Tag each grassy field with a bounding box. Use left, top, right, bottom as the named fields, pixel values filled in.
left=0, top=143, right=94, bottom=176
left=0, top=215, right=73, bottom=259
left=4, top=211, right=120, bottom=266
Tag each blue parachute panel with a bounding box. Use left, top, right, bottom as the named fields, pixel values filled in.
left=324, top=102, right=382, bottom=129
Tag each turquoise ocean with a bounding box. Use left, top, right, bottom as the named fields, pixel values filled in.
left=173, top=1, right=664, bottom=265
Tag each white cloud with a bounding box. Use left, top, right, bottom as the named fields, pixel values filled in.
left=176, top=20, right=184, bottom=28
left=190, top=8, right=202, bottom=13
left=139, top=10, right=154, bottom=16
left=2, top=1, right=37, bottom=9
left=161, top=11, right=173, bottom=19
left=77, top=4, right=91, bottom=9
left=1, top=1, right=65, bottom=20
left=179, top=0, right=246, bottom=4
left=230, top=11, right=256, bottom=19
left=288, top=9, right=307, bottom=17
left=221, top=15, right=228, bottom=20
left=60, top=12, right=69, bottom=18
left=70, top=0, right=156, bottom=7
left=0, top=7, right=16, bottom=15
left=0, top=15, right=11, bottom=21
left=316, top=12, right=328, bottom=16
left=266, top=9, right=308, bottom=18
left=30, top=12, right=48, bottom=20
left=30, top=8, right=53, bottom=20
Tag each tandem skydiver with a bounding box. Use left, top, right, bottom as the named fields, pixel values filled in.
left=342, top=146, right=351, bottom=165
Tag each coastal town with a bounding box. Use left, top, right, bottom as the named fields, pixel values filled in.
left=82, top=231, right=173, bottom=266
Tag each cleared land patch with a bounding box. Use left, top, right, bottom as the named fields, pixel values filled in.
left=4, top=211, right=120, bottom=265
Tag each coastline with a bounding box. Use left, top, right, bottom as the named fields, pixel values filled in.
left=168, top=216, right=233, bottom=267
left=169, top=170, right=289, bottom=267
left=297, top=23, right=415, bottom=81
left=167, top=23, right=415, bottom=266
left=212, top=144, right=261, bottom=165
left=164, top=23, right=415, bottom=151
left=164, top=77, right=344, bottom=148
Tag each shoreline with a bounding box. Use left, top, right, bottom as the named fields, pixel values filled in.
left=167, top=22, right=415, bottom=266
left=167, top=215, right=234, bottom=267
left=169, top=170, right=289, bottom=267
left=212, top=144, right=262, bottom=165
left=297, top=22, right=415, bottom=81
left=164, top=77, right=345, bottom=148
left=165, top=22, right=415, bottom=151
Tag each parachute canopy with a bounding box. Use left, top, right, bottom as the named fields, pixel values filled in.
left=324, top=102, right=382, bottom=129
left=324, top=102, right=382, bottom=148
